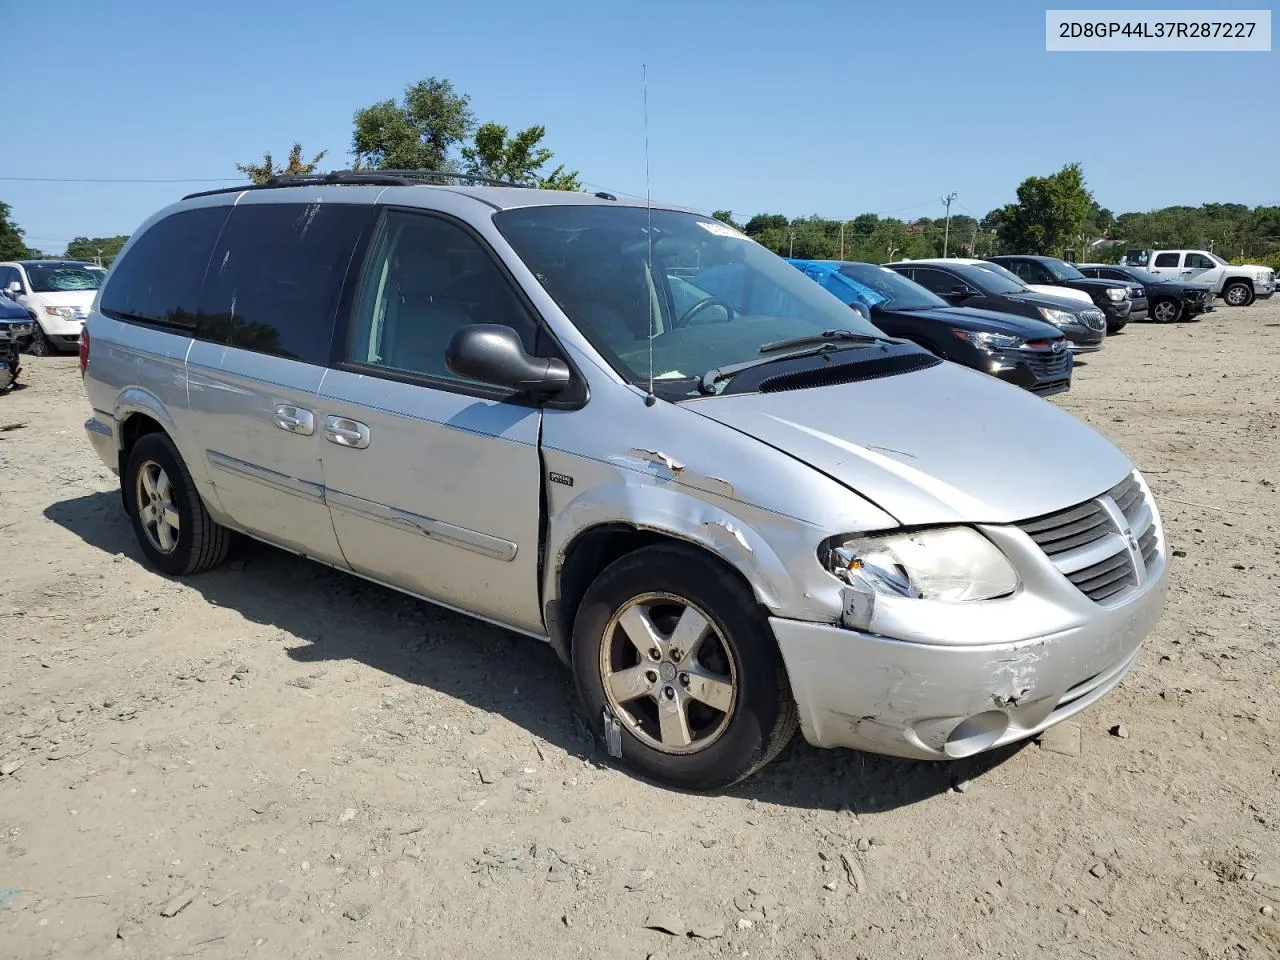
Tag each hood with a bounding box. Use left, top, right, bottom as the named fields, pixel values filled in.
left=0, top=297, right=30, bottom=320
left=1001, top=289, right=1095, bottom=314
left=688, top=360, right=1131, bottom=526
left=29, top=290, right=97, bottom=308
left=1026, top=283, right=1092, bottom=304
left=886, top=304, right=1064, bottom=340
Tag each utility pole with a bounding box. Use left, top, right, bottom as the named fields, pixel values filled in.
left=941, top=192, right=957, bottom=258
left=788, top=231, right=797, bottom=258
left=969, top=223, right=978, bottom=256
left=839, top=221, right=846, bottom=260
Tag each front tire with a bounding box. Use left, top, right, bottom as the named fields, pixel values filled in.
left=25, top=324, right=50, bottom=356
left=571, top=544, right=798, bottom=791
left=1222, top=281, right=1254, bottom=307
left=124, top=432, right=231, bottom=576
left=1151, top=298, right=1182, bottom=323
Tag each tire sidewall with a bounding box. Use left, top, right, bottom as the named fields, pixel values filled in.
left=571, top=546, right=788, bottom=791
left=125, top=434, right=200, bottom=576
left=1224, top=282, right=1253, bottom=307
left=27, top=325, right=49, bottom=356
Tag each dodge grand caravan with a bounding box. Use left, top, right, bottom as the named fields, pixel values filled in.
left=81, top=172, right=1169, bottom=790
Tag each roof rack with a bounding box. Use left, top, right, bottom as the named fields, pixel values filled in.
left=182, top=168, right=527, bottom=201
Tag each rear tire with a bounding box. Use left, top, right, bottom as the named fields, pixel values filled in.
left=571, top=543, right=798, bottom=791
left=124, top=432, right=231, bottom=576
left=1222, top=281, right=1254, bottom=307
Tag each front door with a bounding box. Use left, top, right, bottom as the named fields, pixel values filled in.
left=316, top=208, right=546, bottom=633
left=185, top=198, right=376, bottom=565
left=1180, top=251, right=1220, bottom=287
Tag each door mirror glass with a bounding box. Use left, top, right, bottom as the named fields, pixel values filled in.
left=5, top=281, right=21, bottom=296
left=446, top=324, right=571, bottom=396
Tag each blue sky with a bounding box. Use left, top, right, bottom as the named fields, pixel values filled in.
left=5, top=0, right=1276, bottom=253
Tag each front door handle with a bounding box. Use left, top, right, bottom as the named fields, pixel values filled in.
left=323, top=415, right=370, bottom=449
left=273, top=404, right=315, bottom=435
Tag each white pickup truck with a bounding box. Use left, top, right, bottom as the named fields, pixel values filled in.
left=1121, top=249, right=1276, bottom=307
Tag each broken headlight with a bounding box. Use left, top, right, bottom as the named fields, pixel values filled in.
left=820, top=527, right=1019, bottom=603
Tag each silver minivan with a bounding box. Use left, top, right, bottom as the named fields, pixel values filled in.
left=81, top=174, right=1169, bottom=790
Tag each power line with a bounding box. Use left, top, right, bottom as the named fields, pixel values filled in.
left=1, top=176, right=242, bottom=184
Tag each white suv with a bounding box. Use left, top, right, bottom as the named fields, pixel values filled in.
left=0, top=259, right=103, bottom=355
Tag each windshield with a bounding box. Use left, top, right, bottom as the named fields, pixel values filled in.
left=839, top=263, right=947, bottom=310
left=950, top=262, right=1024, bottom=295
left=969, top=261, right=1030, bottom=288
left=1041, top=258, right=1086, bottom=282
left=23, top=262, right=103, bottom=294
left=494, top=206, right=885, bottom=397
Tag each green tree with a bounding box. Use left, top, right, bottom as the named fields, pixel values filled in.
left=743, top=213, right=788, bottom=238
left=64, top=235, right=130, bottom=266
left=711, top=210, right=742, bottom=230
left=0, top=201, right=31, bottom=260
left=460, top=122, right=580, bottom=190
left=998, top=163, right=1093, bottom=256
left=352, top=76, right=475, bottom=171
left=236, top=142, right=328, bottom=185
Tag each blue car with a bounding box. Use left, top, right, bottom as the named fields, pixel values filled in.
left=0, top=289, right=34, bottom=390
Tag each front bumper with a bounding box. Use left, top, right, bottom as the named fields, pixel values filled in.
left=772, top=508, right=1170, bottom=761
left=1257, top=282, right=1276, bottom=300
left=1059, top=322, right=1105, bottom=353
left=985, top=347, right=1072, bottom=396
left=1099, top=299, right=1132, bottom=320
left=1125, top=297, right=1148, bottom=322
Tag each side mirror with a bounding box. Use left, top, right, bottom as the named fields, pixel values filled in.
left=5, top=282, right=21, bottom=297
left=446, top=324, right=571, bottom=396
left=947, top=286, right=978, bottom=299
left=849, top=301, right=872, bottom=322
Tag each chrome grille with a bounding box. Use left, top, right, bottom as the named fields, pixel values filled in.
left=1079, top=309, right=1106, bottom=331
left=1017, top=471, right=1161, bottom=604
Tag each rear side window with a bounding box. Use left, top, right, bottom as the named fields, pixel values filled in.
left=197, top=202, right=373, bottom=364
left=1153, top=253, right=1180, bottom=268
left=99, top=207, right=230, bottom=330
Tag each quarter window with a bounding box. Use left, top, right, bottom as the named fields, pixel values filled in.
left=196, top=202, right=373, bottom=365
left=99, top=207, right=230, bottom=330
left=1153, top=252, right=1180, bottom=268
left=347, top=211, right=538, bottom=384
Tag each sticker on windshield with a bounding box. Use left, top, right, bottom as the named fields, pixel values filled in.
left=654, top=370, right=686, bottom=380
left=696, top=220, right=747, bottom=240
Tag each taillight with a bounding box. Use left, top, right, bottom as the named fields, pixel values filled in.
left=79, top=326, right=90, bottom=377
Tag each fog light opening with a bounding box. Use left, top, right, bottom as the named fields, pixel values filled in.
left=944, top=710, right=1010, bottom=759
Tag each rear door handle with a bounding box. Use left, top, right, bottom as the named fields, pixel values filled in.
left=323, top=415, right=370, bottom=449
left=273, top=404, right=315, bottom=435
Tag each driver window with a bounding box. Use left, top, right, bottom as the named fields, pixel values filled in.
left=348, top=211, right=538, bottom=384
left=1184, top=253, right=1214, bottom=269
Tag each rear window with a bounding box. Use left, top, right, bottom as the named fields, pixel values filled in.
left=196, top=202, right=373, bottom=364
left=99, top=207, right=230, bottom=330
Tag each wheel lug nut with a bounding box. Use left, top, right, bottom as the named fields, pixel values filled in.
left=645, top=670, right=658, bottom=684
left=679, top=673, right=690, bottom=686
left=648, top=647, right=661, bottom=661
left=669, top=648, right=683, bottom=662
left=663, top=686, right=675, bottom=700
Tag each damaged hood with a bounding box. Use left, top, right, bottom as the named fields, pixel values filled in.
left=687, top=361, right=1132, bottom=526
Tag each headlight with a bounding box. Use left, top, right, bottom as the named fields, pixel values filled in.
left=1104, top=287, right=1127, bottom=302
left=1037, top=307, right=1076, bottom=326
left=953, top=330, right=1022, bottom=351
left=820, top=527, right=1019, bottom=603
left=44, top=305, right=78, bottom=321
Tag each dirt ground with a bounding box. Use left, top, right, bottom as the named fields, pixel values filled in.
left=1, top=299, right=1279, bottom=960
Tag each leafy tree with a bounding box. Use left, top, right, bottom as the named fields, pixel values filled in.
left=64, top=235, right=130, bottom=266
left=744, top=213, right=788, bottom=238
left=352, top=76, right=475, bottom=171
left=997, top=163, right=1093, bottom=256
left=236, top=142, right=328, bottom=185
left=460, top=122, right=580, bottom=190
left=712, top=210, right=742, bottom=230
left=0, top=201, right=31, bottom=260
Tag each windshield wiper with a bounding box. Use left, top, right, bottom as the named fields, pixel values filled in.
left=699, top=334, right=891, bottom=394
left=758, top=328, right=888, bottom=354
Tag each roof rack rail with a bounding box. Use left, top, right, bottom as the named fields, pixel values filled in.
left=182, top=168, right=527, bottom=201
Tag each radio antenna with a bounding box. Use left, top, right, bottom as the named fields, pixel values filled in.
left=643, top=63, right=656, bottom=408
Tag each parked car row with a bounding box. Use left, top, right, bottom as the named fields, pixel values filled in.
left=1120, top=248, right=1276, bottom=306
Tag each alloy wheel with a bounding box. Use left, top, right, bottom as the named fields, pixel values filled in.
left=1153, top=300, right=1179, bottom=323
left=598, top=592, right=738, bottom=755
left=135, top=460, right=181, bottom=554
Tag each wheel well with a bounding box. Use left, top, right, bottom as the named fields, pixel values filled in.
left=546, top=524, right=759, bottom=665
left=117, top=413, right=166, bottom=509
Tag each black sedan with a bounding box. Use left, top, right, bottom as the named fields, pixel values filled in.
left=986, top=255, right=1148, bottom=330
left=1075, top=263, right=1214, bottom=323
left=789, top=260, right=1073, bottom=396
left=884, top=259, right=1106, bottom=353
